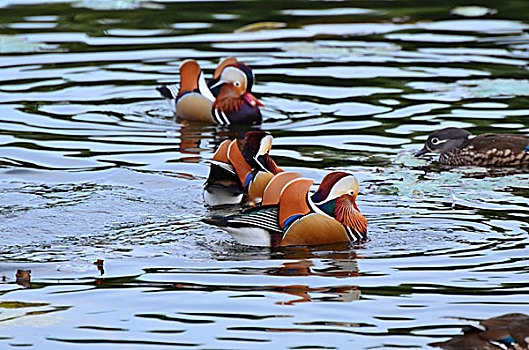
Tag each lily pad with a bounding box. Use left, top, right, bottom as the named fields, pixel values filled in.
left=282, top=8, right=377, bottom=16
left=283, top=42, right=401, bottom=58
left=374, top=162, right=529, bottom=205
left=405, top=79, right=529, bottom=101
left=451, top=6, right=497, bottom=17
left=234, top=22, right=286, bottom=33
left=72, top=0, right=163, bottom=10
left=393, top=152, right=429, bottom=168
left=0, top=35, right=58, bottom=53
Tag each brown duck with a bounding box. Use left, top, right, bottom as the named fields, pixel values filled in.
left=416, top=127, right=529, bottom=166
left=430, top=313, right=529, bottom=350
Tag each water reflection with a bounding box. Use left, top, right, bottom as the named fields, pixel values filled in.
left=139, top=248, right=363, bottom=307
left=268, top=258, right=361, bottom=305
left=15, top=270, right=31, bottom=288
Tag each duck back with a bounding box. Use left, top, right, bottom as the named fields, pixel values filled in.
left=439, top=133, right=529, bottom=166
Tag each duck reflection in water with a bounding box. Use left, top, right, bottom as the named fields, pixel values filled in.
left=267, top=249, right=361, bottom=305
left=15, top=269, right=31, bottom=288
left=169, top=247, right=362, bottom=305
left=169, top=123, right=250, bottom=165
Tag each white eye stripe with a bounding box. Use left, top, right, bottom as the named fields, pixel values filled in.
left=431, top=137, right=448, bottom=145
left=221, top=67, right=247, bottom=89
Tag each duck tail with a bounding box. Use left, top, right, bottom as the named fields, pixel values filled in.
left=156, top=84, right=180, bottom=100
left=202, top=216, right=229, bottom=227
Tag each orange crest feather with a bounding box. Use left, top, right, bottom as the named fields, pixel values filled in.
left=214, top=57, right=238, bottom=79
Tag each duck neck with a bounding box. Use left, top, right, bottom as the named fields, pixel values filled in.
left=438, top=149, right=464, bottom=166
left=317, top=198, right=336, bottom=217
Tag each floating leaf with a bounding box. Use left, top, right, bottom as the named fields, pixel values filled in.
left=284, top=42, right=350, bottom=56
left=0, top=35, right=58, bottom=53
left=394, top=152, right=428, bottom=168
left=375, top=163, right=529, bottom=205
left=283, top=42, right=401, bottom=58
left=282, top=8, right=377, bottom=16
left=406, top=79, right=529, bottom=101
left=234, top=22, right=286, bottom=33
left=72, top=0, right=163, bottom=10
left=451, top=6, right=497, bottom=17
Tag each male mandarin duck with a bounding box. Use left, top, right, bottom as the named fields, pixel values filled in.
left=203, top=131, right=283, bottom=207
left=203, top=171, right=368, bottom=247
left=430, top=313, right=529, bottom=350
left=416, top=127, right=529, bottom=167
left=157, top=57, right=263, bottom=125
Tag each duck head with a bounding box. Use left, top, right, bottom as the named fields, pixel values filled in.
left=311, top=172, right=359, bottom=205
left=311, top=172, right=367, bottom=239
left=416, top=127, right=471, bottom=156
left=211, top=60, right=262, bottom=109
left=213, top=58, right=256, bottom=93
left=241, top=131, right=282, bottom=174
left=227, top=131, right=282, bottom=192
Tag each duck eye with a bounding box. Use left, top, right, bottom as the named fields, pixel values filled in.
left=234, top=81, right=241, bottom=87
left=431, top=137, right=441, bottom=145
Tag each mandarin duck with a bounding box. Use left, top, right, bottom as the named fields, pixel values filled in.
left=157, top=57, right=262, bottom=125
left=430, top=313, right=529, bottom=350
left=203, top=131, right=283, bottom=207
left=416, top=127, right=529, bottom=167
left=203, top=171, right=368, bottom=247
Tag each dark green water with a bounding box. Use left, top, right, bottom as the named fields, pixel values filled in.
left=1, top=0, right=529, bottom=349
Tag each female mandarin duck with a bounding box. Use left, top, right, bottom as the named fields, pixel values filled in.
left=416, top=127, right=529, bottom=166
left=157, top=57, right=262, bottom=125
left=430, top=313, right=529, bottom=350
left=203, top=171, right=368, bottom=247
left=203, top=131, right=283, bottom=207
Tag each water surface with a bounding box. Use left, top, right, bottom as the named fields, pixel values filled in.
left=1, top=1, right=529, bottom=349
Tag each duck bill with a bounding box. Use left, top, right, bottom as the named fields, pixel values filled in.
left=415, top=147, right=429, bottom=157
left=242, top=92, right=264, bottom=107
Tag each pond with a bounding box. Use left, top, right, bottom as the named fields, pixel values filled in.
left=1, top=0, right=529, bottom=349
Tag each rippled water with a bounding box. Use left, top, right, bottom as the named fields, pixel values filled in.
left=1, top=1, right=529, bottom=349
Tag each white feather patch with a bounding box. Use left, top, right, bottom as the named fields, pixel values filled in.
left=224, top=226, right=271, bottom=246
left=198, top=72, right=216, bottom=102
